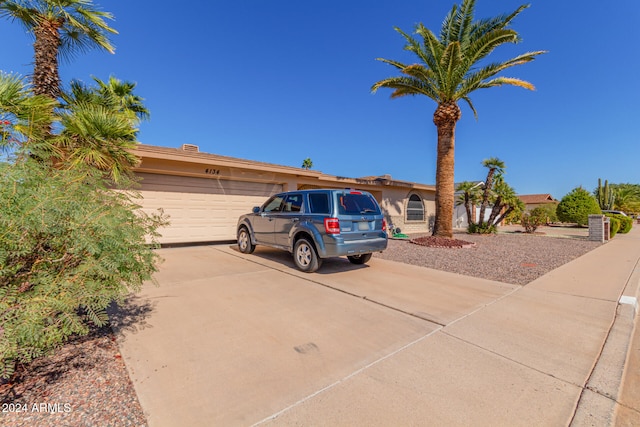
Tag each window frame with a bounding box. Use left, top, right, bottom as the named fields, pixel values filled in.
left=406, top=193, right=425, bottom=222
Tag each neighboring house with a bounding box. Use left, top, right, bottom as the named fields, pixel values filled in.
left=452, top=181, right=494, bottom=229
left=132, top=144, right=436, bottom=244
left=518, top=194, right=558, bottom=212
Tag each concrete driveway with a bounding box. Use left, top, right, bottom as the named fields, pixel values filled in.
left=112, top=233, right=640, bottom=426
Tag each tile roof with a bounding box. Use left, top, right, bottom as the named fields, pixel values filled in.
left=518, top=194, right=557, bottom=204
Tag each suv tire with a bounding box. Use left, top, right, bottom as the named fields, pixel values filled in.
left=237, top=227, right=255, bottom=254
left=293, top=238, right=322, bottom=273
left=347, top=253, right=372, bottom=265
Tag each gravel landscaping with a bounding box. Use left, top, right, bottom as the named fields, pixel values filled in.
left=0, top=229, right=603, bottom=426
left=376, top=229, right=602, bottom=286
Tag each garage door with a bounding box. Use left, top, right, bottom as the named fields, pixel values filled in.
left=137, top=173, right=282, bottom=244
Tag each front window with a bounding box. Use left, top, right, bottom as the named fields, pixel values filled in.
left=406, top=194, right=424, bottom=221
left=262, top=195, right=285, bottom=213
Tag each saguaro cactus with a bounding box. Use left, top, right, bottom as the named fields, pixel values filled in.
left=596, top=178, right=616, bottom=210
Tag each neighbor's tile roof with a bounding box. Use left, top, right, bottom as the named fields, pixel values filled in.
left=518, top=194, right=557, bottom=204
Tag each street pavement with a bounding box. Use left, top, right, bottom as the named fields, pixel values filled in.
left=112, top=226, right=640, bottom=426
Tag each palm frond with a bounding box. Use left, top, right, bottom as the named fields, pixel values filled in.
left=374, top=57, right=409, bottom=72
left=371, top=76, right=438, bottom=101
left=414, top=23, right=445, bottom=78
left=373, top=0, right=545, bottom=121
left=482, top=77, right=536, bottom=91
left=440, top=41, right=464, bottom=96
left=459, top=95, right=477, bottom=119
left=466, top=29, right=520, bottom=65
left=468, top=4, right=529, bottom=43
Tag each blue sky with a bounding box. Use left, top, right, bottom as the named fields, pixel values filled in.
left=2, top=1, right=639, bottom=199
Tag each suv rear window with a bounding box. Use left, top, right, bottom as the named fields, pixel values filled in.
left=309, top=193, right=330, bottom=214
left=337, top=193, right=381, bottom=215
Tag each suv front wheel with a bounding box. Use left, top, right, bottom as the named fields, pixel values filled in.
left=293, top=238, right=322, bottom=273
left=237, top=227, right=255, bottom=254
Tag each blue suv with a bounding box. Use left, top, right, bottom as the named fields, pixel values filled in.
left=237, top=189, right=388, bottom=272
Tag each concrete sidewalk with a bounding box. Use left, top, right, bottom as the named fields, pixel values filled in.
left=113, top=226, right=640, bottom=426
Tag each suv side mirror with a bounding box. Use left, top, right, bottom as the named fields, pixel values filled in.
left=252, top=206, right=260, bottom=214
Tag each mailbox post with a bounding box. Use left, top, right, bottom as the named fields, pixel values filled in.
left=588, top=214, right=609, bottom=242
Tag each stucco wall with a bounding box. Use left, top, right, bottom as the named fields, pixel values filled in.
left=380, top=188, right=434, bottom=234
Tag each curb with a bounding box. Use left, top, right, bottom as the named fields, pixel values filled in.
left=571, top=231, right=640, bottom=425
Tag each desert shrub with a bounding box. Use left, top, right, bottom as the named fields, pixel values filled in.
left=468, top=222, right=496, bottom=234
left=502, top=204, right=524, bottom=225
left=521, top=211, right=546, bottom=233
left=556, top=187, right=602, bottom=226
left=617, top=215, right=633, bottom=234
left=0, top=159, right=167, bottom=378
left=608, top=216, right=621, bottom=238
left=531, top=204, right=558, bottom=224
left=605, top=213, right=632, bottom=234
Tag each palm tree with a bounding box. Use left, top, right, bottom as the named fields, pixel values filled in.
left=455, top=181, right=481, bottom=226
left=93, top=76, right=150, bottom=121
left=56, top=102, right=140, bottom=182
left=612, top=184, right=640, bottom=213
left=478, top=157, right=505, bottom=225
left=0, top=71, right=57, bottom=156
left=301, top=158, right=313, bottom=170
left=64, top=76, right=149, bottom=122
left=0, top=0, right=117, bottom=99
left=372, top=0, right=545, bottom=238
left=57, top=76, right=149, bottom=182
left=490, top=179, right=524, bottom=225
left=1, top=72, right=145, bottom=183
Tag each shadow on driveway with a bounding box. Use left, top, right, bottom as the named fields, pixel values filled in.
left=226, top=245, right=371, bottom=274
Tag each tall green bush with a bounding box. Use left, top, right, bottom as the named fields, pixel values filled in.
left=608, top=216, right=621, bottom=238
left=556, top=187, right=602, bottom=226
left=618, top=215, right=633, bottom=234
left=605, top=213, right=632, bottom=234
left=0, top=159, right=167, bottom=378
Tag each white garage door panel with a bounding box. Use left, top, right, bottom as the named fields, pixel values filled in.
left=137, top=173, right=281, bottom=243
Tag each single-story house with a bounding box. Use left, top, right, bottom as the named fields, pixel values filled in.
left=518, top=194, right=558, bottom=212
left=452, top=181, right=496, bottom=229
left=132, top=144, right=436, bottom=244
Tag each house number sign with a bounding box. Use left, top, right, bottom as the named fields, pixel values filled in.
left=204, top=168, right=220, bottom=175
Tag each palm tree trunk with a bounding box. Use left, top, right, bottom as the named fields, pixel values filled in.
left=478, top=170, right=495, bottom=225
left=33, top=21, right=62, bottom=99
left=486, top=196, right=503, bottom=225
left=432, top=102, right=460, bottom=238
left=464, top=194, right=473, bottom=227
left=494, top=206, right=514, bottom=226
left=432, top=130, right=456, bottom=237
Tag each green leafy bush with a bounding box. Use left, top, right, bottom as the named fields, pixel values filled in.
left=608, top=216, right=621, bottom=238
left=556, top=187, right=602, bottom=226
left=0, top=159, right=167, bottom=378
left=531, top=204, right=558, bottom=224
left=468, top=222, right=496, bottom=234
left=605, top=213, right=632, bottom=234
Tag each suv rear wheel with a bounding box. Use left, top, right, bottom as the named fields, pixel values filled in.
left=293, top=238, right=322, bottom=273
left=237, top=227, right=255, bottom=254
left=347, top=253, right=372, bottom=265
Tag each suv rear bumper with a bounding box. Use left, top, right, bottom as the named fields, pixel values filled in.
left=317, top=236, right=388, bottom=258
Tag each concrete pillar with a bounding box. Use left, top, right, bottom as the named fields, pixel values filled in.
left=589, top=214, right=609, bottom=242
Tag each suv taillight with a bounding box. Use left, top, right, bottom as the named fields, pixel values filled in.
left=382, top=218, right=387, bottom=233
left=324, top=217, right=340, bottom=234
